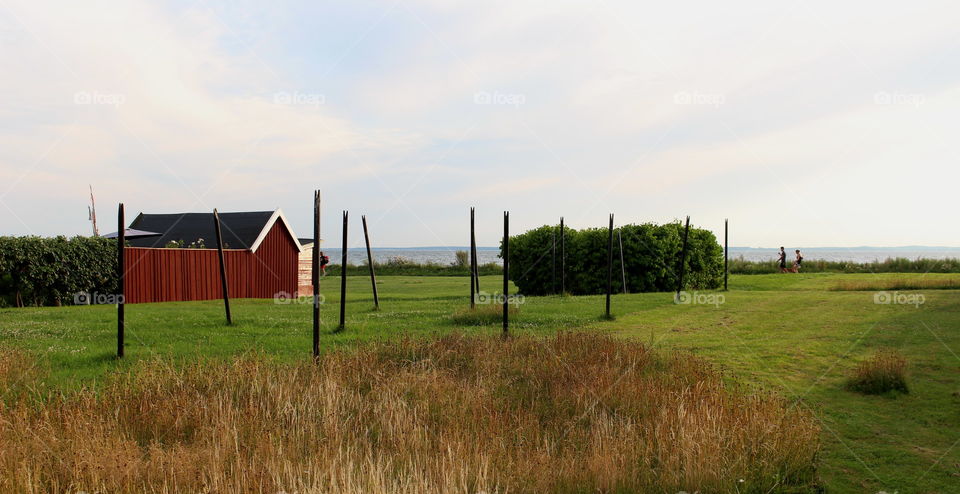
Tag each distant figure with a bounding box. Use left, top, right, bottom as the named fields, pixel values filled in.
left=791, top=249, right=803, bottom=273
left=319, top=251, right=330, bottom=277
left=777, top=247, right=787, bottom=273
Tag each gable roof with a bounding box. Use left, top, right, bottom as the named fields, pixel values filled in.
left=127, top=209, right=302, bottom=252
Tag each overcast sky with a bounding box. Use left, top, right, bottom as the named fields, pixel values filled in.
left=1, top=1, right=958, bottom=248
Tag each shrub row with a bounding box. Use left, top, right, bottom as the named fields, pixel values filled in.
left=326, top=259, right=502, bottom=277
left=505, top=222, right=723, bottom=295
left=728, top=256, right=960, bottom=274
left=0, top=236, right=117, bottom=307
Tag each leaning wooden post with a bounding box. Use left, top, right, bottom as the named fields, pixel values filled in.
left=471, top=210, right=480, bottom=294
left=502, top=211, right=509, bottom=338
left=213, top=209, right=232, bottom=325
left=361, top=215, right=379, bottom=309
left=606, top=213, right=614, bottom=319
left=560, top=217, right=565, bottom=294
left=618, top=230, right=627, bottom=294
left=676, top=216, right=691, bottom=300
left=117, top=203, right=125, bottom=358
left=312, top=190, right=321, bottom=358
left=338, top=210, right=348, bottom=332
left=724, top=218, right=729, bottom=291
left=470, top=207, right=477, bottom=309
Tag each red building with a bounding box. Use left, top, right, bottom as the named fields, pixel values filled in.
left=123, top=209, right=302, bottom=303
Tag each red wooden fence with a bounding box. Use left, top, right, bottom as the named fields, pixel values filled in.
left=123, top=222, right=299, bottom=304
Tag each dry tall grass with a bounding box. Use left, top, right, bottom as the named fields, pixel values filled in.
left=0, top=333, right=821, bottom=493
left=846, top=349, right=909, bottom=395
left=831, top=277, right=960, bottom=291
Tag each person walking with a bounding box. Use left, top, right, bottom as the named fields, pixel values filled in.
left=792, top=249, right=803, bottom=273
left=319, top=251, right=330, bottom=277
left=777, top=247, right=787, bottom=273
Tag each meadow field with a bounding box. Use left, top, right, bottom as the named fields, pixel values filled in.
left=1, top=273, right=958, bottom=493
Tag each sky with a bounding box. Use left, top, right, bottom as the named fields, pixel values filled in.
left=1, top=0, right=958, bottom=249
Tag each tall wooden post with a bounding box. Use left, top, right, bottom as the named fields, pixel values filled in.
left=362, top=215, right=379, bottom=309
left=213, top=209, right=232, bottom=325
left=338, top=211, right=348, bottom=332
left=618, top=230, right=627, bottom=294
left=312, top=191, right=321, bottom=357
left=551, top=232, right=556, bottom=294
left=470, top=207, right=477, bottom=309
left=724, top=218, right=729, bottom=291
left=606, top=213, right=614, bottom=318
left=560, top=217, right=565, bottom=294
left=471, top=210, right=480, bottom=294
left=502, top=211, right=509, bottom=337
left=117, top=203, right=125, bottom=358
left=676, top=216, right=691, bottom=299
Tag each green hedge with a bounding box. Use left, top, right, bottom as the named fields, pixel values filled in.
left=0, top=236, right=117, bottom=307
left=504, top=222, right=723, bottom=295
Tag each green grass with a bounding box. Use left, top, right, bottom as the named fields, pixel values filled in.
left=2, top=272, right=959, bottom=492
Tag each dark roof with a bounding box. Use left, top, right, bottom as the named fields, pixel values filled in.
left=298, top=237, right=315, bottom=246
left=128, top=211, right=275, bottom=249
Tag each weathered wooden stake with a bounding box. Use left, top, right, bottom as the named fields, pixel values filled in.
left=606, top=213, right=614, bottom=318
left=560, top=217, right=565, bottom=294
left=470, top=207, right=477, bottom=309
left=338, top=210, right=348, bottom=332
left=312, top=191, right=321, bottom=357
left=362, top=215, right=379, bottom=309
left=551, top=231, right=556, bottom=294
left=676, top=215, right=691, bottom=299
left=502, top=211, right=509, bottom=337
left=471, top=211, right=480, bottom=294
left=724, top=218, right=729, bottom=291
left=117, top=203, right=125, bottom=358
left=618, top=230, right=627, bottom=294
left=213, top=208, right=232, bottom=325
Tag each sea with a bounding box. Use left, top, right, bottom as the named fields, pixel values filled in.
left=320, top=246, right=960, bottom=266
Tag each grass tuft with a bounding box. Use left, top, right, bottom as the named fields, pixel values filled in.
left=847, top=349, right=909, bottom=395
left=0, top=333, right=821, bottom=493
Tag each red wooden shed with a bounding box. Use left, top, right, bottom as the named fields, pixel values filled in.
left=122, top=209, right=302, bottom=304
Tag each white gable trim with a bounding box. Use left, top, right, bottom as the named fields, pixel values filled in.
left=249, top=208, right=304, bottom=253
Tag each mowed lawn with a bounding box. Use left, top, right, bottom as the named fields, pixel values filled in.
left=2, top=272, right=959, bottom=493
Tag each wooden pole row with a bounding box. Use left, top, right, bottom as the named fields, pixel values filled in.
left=114, top=197, right=727, bottom=361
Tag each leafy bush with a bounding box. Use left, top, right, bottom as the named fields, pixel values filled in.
left=453, top=250, right=469, bottom=268
left=847, top=350, right=909, bottom=395
left=0, top=236, right=117, bottom=307
left=505, top=221, right=723, bottom=295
